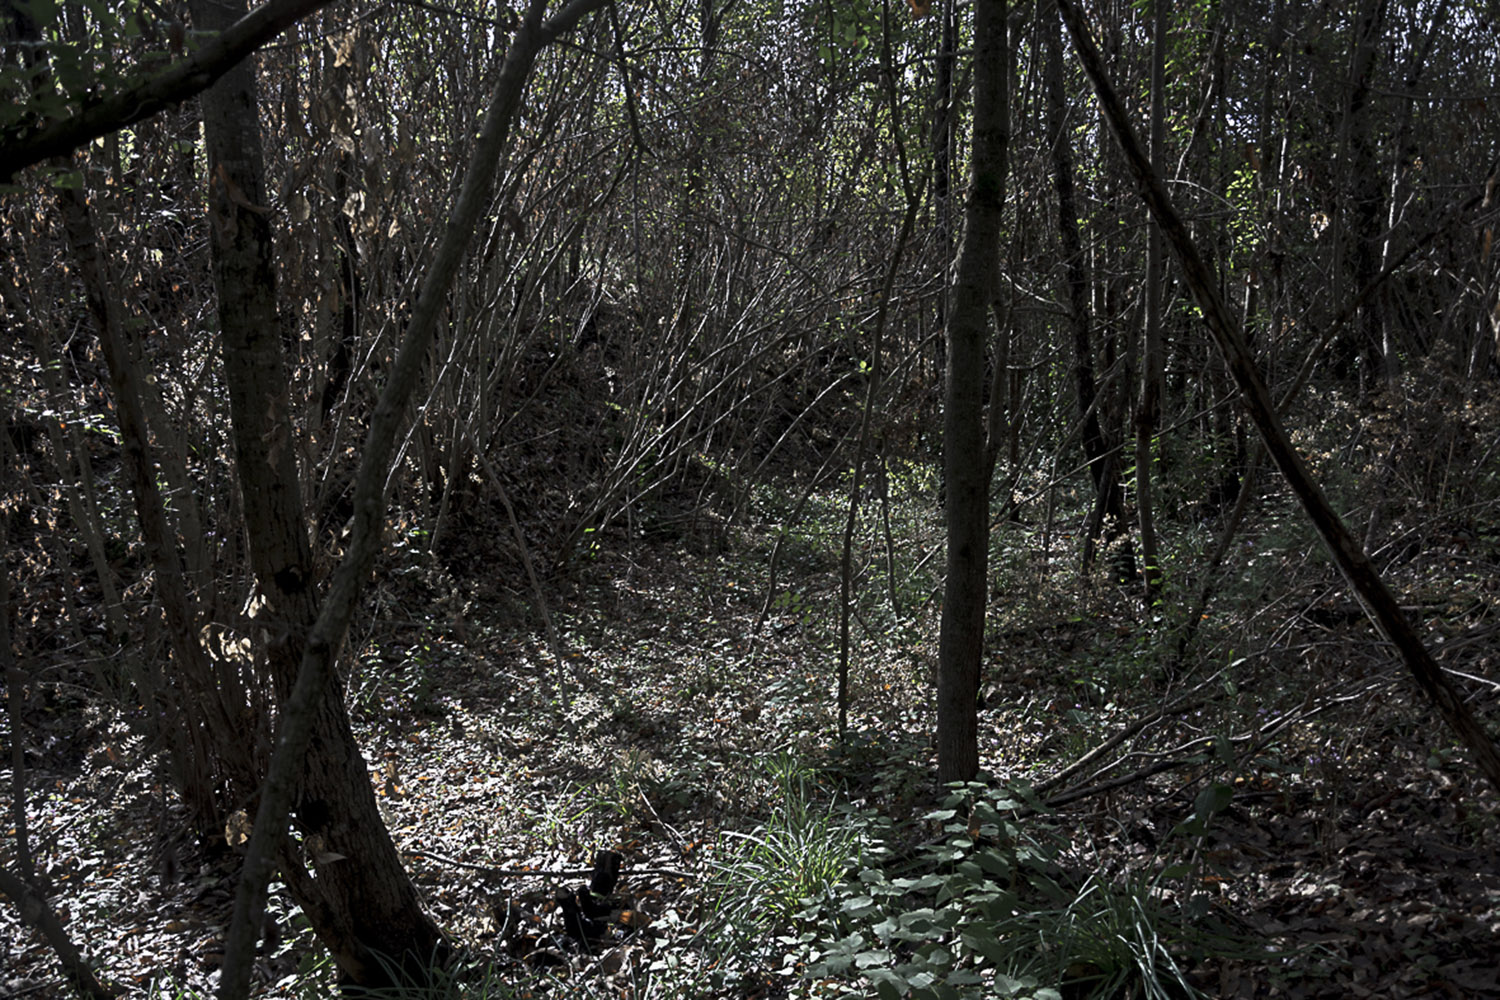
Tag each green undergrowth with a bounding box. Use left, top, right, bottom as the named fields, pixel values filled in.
left=692, top=777, right=1251, bottom=1000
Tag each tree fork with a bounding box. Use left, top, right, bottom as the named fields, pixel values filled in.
left=217, top=0, right=610, bottom=995
left=0, top=0, right=337, bottom=179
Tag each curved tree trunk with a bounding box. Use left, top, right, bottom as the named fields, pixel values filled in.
left=216, top=0, right=610, bottom=995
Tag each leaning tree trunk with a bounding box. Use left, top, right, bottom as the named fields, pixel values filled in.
left=57, top=184, right=246, bottom=838
left=1055, top=0, right=1500, bottom=797
left=189, top=0, right=444, bottom=987
left=0, top=865, right=115, bottom=1000
left=938, top=0, right=1007, bottom=786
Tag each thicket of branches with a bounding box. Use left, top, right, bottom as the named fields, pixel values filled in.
left=4, top=0, right=1500, bottom=994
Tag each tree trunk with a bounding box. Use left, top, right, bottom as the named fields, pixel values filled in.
left=1041, top=2, right=1127, bottom=576
left=1135, top=0, right=1167, bottom=602
left=938, top=0, right=1006, bottom=787
left=57, top=183, right=247, bottom=838
left=1332, top=0, right=1390, bottom=393
left=189, top=0, right=444, bottom=986
left=930, top=0, right=957, bottom=384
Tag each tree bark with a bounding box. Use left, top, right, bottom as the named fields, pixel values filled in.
left=1339, top=0, right=1391, bottom=393
left=1135, top=0, right=1167, bottom=602
left=938, top=0, right=1006, bottom=786
left=1041, top=2, right=1127, bottom=576
left=930, top=0, right=957, bottom=383
left=57, top=182, right=247, bottom=837
left=1055, top=0, right=1500, bottom=797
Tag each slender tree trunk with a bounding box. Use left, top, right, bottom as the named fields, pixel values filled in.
left=1255, top=0, right=1290, bottom=387
left=1378, top=0, right=1449, bottom=376
left=930, top=0, right=957, bottom=385
left=938, top=0, right=1006, bottom=786
left=1330, top=0, right=1389, bottom=393
left=1041, top=2, right=1125, bottom=575
left=57, top=183, right=245, bottom=837
left=320, top=34, right=362, bottom=430
left=11, top=0, right=233, bottom=841
left=1135, top=0, right=1167, bottom=602
left=839, top=195, right=921, bottom=742
left=982, top=16, right=1012, bottom=485
left=838, top=5, right=925, bottom=741
left=190, top=0, right=445, bottom=986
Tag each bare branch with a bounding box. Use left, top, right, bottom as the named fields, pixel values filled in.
left=0, top=0, right=337, bottom=181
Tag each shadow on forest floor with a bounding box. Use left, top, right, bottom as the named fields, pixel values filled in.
left=3, top=527, right=1500, bottom=998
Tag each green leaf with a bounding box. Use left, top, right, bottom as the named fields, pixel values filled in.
left=862, top=967, right=907, bottom=1000
left=1194, top=781, right=1233, bottom=820
left=1173, top=780, right=1233, bottom=837
left=975, top=850, right=1011, bottom=878
left=961, top=929, right=1011, bottom=965
left=994, top=973, right=1041, bottom=996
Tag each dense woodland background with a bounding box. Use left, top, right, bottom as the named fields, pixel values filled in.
left=3, top=0, right=1500, bottom=996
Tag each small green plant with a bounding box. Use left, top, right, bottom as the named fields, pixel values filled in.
left=711, top=771, right=872, bottom=927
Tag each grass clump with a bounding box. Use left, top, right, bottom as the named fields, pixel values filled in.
left=699, top=754, right=887, bottom=991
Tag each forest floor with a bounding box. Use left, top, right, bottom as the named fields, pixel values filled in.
left=4, top=508, right=1500, bottom=998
